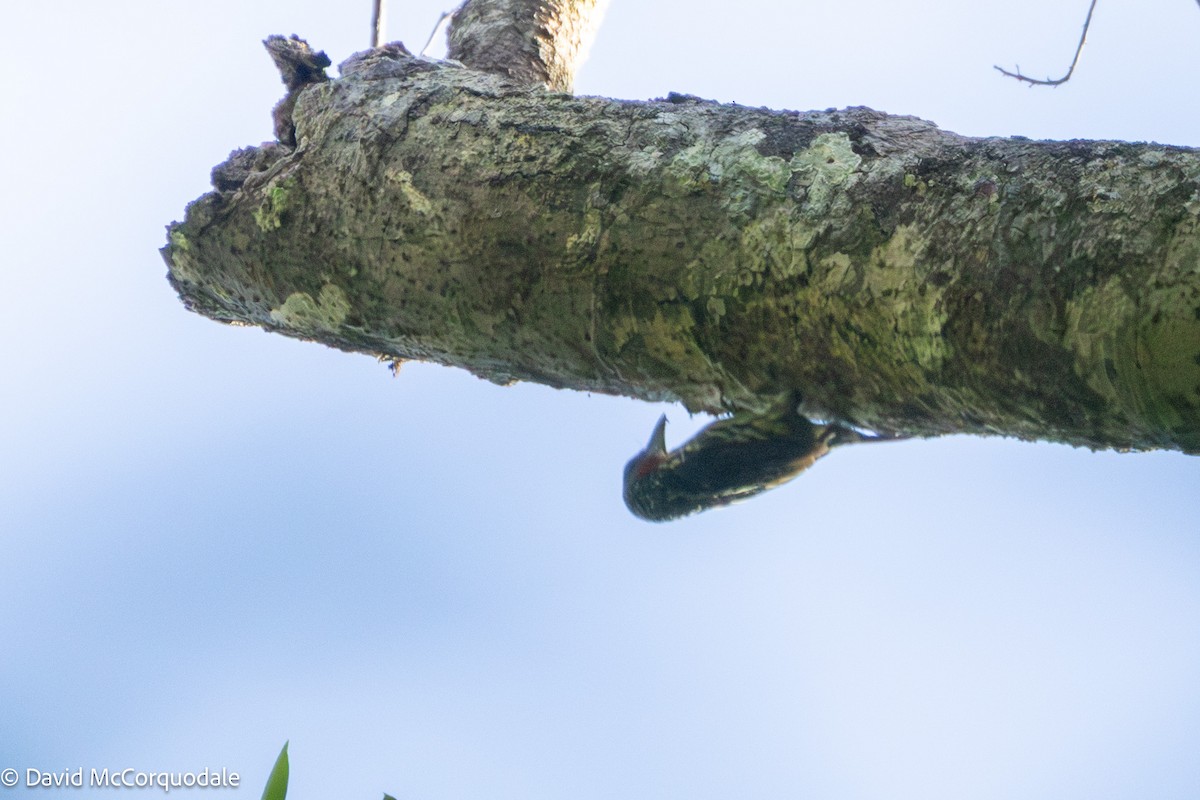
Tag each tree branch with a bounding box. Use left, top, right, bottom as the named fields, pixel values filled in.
left=995, top=0, right=1098, bottom=87
left=163, top=46, right=1200, bottom=456
left=447, top=0, right=609, bottom=92
left=420, top=11, right=452, bottom=57
left=371, top=0, right=386, bottom=48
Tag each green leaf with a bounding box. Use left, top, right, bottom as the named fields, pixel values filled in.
left=260, top=742, right=290, bottom=800
left=382, top=795, right=398, bottom=800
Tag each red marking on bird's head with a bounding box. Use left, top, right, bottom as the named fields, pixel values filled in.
left=632, top=450, right=667, bottom=478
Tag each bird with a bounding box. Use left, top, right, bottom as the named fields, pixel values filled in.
left=623, top=392, right=905, bottom=522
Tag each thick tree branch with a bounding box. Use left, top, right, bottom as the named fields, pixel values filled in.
left=447, top=0, right=609, bottom=92
left=164, top=46, right=1200, bottom=456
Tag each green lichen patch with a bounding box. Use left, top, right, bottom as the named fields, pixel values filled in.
left=254, top=179, right=296, bottom=231
left=564, top=207, right=604, bottom=263
left=163, top=227, right=201, bottom=284
left=790, top=133, right=862, bottom=213
left=739, top=206, right=810, bottom=282
left=269, top=283, right=350, bottom=333
left=1064, top=278, right=1137, bottom=402
left=1136, top=285, right=1200, bottom=437
left=836, top=223, right=952, bottom=374
left=606, top=303, right=727, bottom=408
left=384, top=167, right=436, bottom=216
left=665, top=128, right=791, bottom=215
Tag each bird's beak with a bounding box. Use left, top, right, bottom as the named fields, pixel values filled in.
left=646, top=414, right=668, bottom=455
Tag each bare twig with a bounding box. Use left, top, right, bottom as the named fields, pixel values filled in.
left=371, top=0, right=386, bottom=48
left=420, top=11, right=453, bottom=56
left=995, top=0, right=1098, bottom=86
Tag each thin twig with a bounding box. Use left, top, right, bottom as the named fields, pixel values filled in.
left=420, top=10, right=453, bottom=57
left=995, top=0, right=1099, bottom=86
left=371, top=0, right=386, bottom=48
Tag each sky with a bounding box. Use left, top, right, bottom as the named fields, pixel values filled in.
left=2, top=1, right=1199, bottom=799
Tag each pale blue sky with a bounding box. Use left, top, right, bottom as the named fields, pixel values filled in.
left=2, top=1, right=1199, bottom=798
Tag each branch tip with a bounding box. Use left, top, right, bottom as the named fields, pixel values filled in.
left=995, top=0, right=1098, bottom=87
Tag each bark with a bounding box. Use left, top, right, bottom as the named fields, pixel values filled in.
left=162, top=44, right=1200, bottom=456
left=446, top=0, right=609, bottom=93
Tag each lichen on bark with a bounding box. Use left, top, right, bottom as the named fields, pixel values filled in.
left=163, top=43, right=1200, bottom=455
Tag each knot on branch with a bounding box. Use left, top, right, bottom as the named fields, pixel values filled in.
left=210, top=143, right=285, bottom=193
left=339, top=42, right=448, bottom=82
left=264, top=34, right=332, bottom=147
